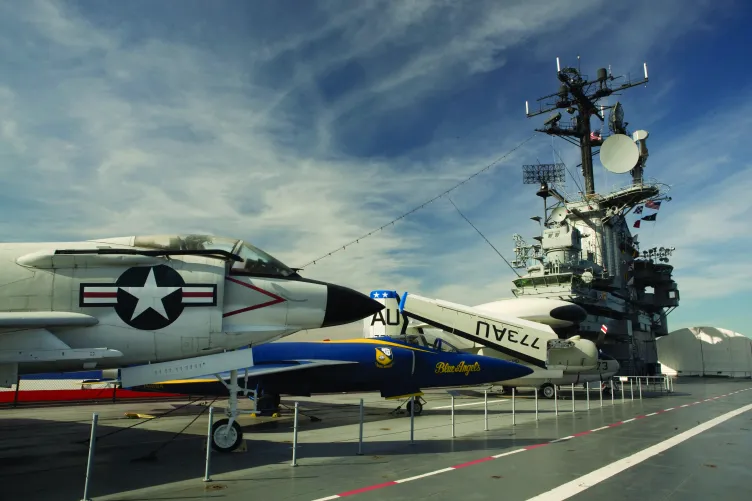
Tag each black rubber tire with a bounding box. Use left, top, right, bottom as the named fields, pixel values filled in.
left=406, top=399, right=423, bottom=416
left=540, top=383, right=556, bottom=399
left=211, top=418, right=243, bottom=453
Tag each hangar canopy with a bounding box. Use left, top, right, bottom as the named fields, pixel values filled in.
left=657, top=326, right=752, bottom=378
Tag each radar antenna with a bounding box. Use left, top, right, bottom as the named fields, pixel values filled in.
left=524, top=58, right=649, bottom=196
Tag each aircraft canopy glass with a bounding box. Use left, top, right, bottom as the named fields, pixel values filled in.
left=133, top=234, right=295, bottom=278
left=230, top=241, right=295, bottom=277
left=405, top=332, right=460, bottom=353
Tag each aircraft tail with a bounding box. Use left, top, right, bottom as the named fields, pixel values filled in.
left=363, top=290, right=405, bottom=338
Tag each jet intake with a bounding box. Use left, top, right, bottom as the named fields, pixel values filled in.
left=546, top=337, right=598, bottom=371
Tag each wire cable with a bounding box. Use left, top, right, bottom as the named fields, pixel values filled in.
left=298, top=133, right=538, bottom=269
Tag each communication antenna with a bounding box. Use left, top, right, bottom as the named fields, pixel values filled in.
left=522, top=163, right=565, bottom=227
left=599, top=134, right=639, bottom=174
left=523, top=58, right=649, bottom=196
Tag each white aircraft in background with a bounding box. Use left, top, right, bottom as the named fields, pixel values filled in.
left=0, top=233, right=384, bottom=451
left=364, top=291, right=618, bottom=399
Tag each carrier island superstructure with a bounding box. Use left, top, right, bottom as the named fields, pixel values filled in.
left=512, top=58, right=680, bottom=377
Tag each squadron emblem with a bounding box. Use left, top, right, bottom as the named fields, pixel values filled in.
left=375, top=347, right=394, bottom=368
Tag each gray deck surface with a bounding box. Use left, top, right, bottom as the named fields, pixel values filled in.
left=0, top=378, right=749, bottom=500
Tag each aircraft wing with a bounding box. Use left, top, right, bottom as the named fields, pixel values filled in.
left=211, top=359, right=358, bottom=381
left=0, top=313, right=121, bottom=366
left=399, top=292, right=558, bottom=369
left=119, top=359, right=358, bottom=387
left=0, top=311, right=99, bottom=328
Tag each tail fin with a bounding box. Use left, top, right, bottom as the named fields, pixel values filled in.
left=363, top=290, right=405, bottom=338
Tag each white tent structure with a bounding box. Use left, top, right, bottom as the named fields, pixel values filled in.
left=657, top=326, right=752, bottom=378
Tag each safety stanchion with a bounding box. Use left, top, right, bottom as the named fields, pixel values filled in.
left=554, top=385, right=558, bottom=415
left=80, top=413, right=99, bottom=501
left=512, top=388, right=516, bottom=426
left=534, top=388, right=539, bottom=421
left=621, top=380, right=625, bottom=402
left=409, top=395, right=415, bottom=444
left=586, top=382, right=590, bottom=410
left=639, top=378, right=643, bottom=400
left=203, top=407, right=214, bottom=483
left=630, top=378, right=634, bottom=400
left=291, top=402, right=299, bottom=467
left=611, top=380, right=615, bottom=405
left=571, top=383, right=575, bottom=413
left=484, top=390, right=489, bottom=431
left=450, top=395, right=455, bottom=438
left=357, top=399, right=364, bottom=455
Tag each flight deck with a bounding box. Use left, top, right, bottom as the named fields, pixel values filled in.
left=0, top=378, right=750, bottom=501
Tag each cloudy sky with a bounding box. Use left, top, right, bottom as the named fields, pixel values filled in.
left=1, top=0, right=750, bottom=338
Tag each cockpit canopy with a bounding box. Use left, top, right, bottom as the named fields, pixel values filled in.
left=133, top=234, right=296, bottom=278
left=394, top=332, right=460, bottom=353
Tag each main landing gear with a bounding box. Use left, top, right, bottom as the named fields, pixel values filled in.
left=211, top=368, right=285, bottom=453
left=539, top=383, right=556, bottom=399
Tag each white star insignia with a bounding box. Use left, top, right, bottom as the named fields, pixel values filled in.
left=120, top=268, right=181, bottom=321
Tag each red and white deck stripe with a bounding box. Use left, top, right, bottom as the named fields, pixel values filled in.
left=311, top=388, right=752, bottom=501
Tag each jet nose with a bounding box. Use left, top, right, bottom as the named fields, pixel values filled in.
left=550, top=303, right=588, bottom=325
left=487, top=357, right=535, bottom=381
left=322, top=284, right=385, bottom=328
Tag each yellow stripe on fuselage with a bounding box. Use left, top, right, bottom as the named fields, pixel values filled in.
left=316, top=338, right=435, bottom=354
left=384, top=391, right=424, bottom=400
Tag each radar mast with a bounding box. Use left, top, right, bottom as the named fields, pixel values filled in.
left=513, top=57, right=680, bottom=378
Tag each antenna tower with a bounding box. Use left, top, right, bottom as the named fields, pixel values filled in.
left=524, top=58, right=649, bottom=196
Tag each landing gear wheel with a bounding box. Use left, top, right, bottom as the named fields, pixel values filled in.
left=406, top=399, right=423, bottom=416
left=540, top=383, right=556, bottom=399
left=211, top=418, right=243, bottom=453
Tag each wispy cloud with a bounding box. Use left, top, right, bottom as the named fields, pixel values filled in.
left=0, top=0, right=747, bottom=337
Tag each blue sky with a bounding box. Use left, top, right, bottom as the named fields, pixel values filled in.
left=0, top=0, right=750, bottom=337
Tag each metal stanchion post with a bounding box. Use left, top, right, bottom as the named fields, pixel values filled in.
left=639, top=378, right=643, bottom=400
left=535, top=388, right=539, bottom=420
left=599, top=382, right=603, bottom=408
left=611, top=380, right=614, bottom=405
left=621, top=380, right=624, bottom=403
left=554, top=385, right=558, bottom=416
left=291, top=402, right=299, bottom=467
left=410, top=395, right=415, bottom=444
left=587, top=382, right=590, bottom=410
left=484, top=390, right=489, bottom=431
left=630, top=378, right=634, bottom=400
left=450, top=395, right=455, bottom=438
left=571, top=383, right=575, bottom=413
left=357, top=399, right=364, bottom=455
left=203, top=407, right=214, bottom=483
left=512, top=388, right=516, bottom=426
left=80, top=413, right=99, bottom=501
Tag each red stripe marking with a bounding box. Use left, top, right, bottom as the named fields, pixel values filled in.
left=339, top=482, right=398, bottom=496
left=182, top=292, right=214, bottom=298
left=524, top=443, right=549, bottom=450
left=453, top=457, right=494, bottom=468
left=0, top=389, right=182, bottom=403
left=634, top=415, right=647, bottom=419
left=83, top=292, right=117, bottom=298
left=572, top=431, right=591, bottom=437
left=609, top=421, right=623, bottom=427
left=222, top=276, right=286, bottom=318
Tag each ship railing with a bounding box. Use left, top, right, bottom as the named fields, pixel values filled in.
left=608, top=375, right=675, bottom=397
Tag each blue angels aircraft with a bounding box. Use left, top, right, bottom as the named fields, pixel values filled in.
left=129, top=322, right=533, bottom=451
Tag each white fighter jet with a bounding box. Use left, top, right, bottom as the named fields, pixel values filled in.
left=1, top=234, right=384, bottom=449
left=365, top=291, right=618, bottom=398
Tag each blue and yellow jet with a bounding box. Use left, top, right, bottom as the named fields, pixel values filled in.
left=130, top=333, right=533, bottom=415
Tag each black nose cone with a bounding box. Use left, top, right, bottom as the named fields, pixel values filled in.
left=322, top=284, right=385, bottom=328
left=550, top=303, right=588, bottom=325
